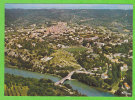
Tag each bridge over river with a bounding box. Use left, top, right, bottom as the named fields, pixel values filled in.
left=55, top=68, right=95, bottom=85
left=55, top=71, right=75, bottom=85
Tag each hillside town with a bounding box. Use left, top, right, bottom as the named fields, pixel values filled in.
left=5, top=20, right=132, bottom=96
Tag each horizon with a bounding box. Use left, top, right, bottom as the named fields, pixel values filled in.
left=5, top=4, right=133, bottom=10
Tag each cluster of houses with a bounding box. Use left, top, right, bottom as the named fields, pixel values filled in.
left=104, top=53, right=125, bottom=64
left=46, top=22, right=69, bottom=34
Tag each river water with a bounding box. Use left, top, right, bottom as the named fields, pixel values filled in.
left=5, top=67, right=114, bottom=97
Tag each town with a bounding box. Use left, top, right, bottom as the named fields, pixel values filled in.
left=5, top=8, right=133, bottom=96
left=5, top=20, right=132, bottom=96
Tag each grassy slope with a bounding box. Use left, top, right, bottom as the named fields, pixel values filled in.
left=49, top=49, right=81, bottom=69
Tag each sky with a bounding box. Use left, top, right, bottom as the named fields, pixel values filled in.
left=5, top=4, right=133, bottom=10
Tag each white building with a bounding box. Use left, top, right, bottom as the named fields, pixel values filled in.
left=101, top=73, right=108, bottom=79
left=41, top=56, right=53, bottom=62
left=121, top=64, right=128, bottom=71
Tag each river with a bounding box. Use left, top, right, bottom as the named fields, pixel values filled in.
left=5, top=67, right=115, bottom=97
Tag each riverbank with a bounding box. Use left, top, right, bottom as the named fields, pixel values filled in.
left=5, top=67, right=115, bottom=96
left=90, top=86, right=116, bottom=95
left=5, top=64, right=115, bottom=95
left=5, top=63, right=62, bottom=78
left=6, top=65, right=111, bottom=94
left=70, top=78, right=115, bottom=95
left=5, top=61, right=116, bottom=95
left=5, top=73, right=84, bottom=96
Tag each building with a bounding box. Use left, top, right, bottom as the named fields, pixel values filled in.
left=16, top=44, right=22, bottom=48
left=121, top=64, right=128, bottom=71
left=41, top=56, right=53, bottom=62
left=124, top=82, right=130, bottom=90
left=101, top=73, right=108, bottom=79
left=124, top=39, right=128, bottom=43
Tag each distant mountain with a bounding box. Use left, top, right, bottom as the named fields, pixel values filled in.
left=5, top=9, right=133, bottom=32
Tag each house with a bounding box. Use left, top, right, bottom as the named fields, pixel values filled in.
left=41, top=56, right=53, bottom=62
left=117, top=43, right=122, bottom=45
left=128, top=56, right=133, bottom=59
left=16, top=44, right=22, bottom=48
left=32, top=43, right=36, bottom=47
left=124, top=39, right=128, bottom=43
left=113, top=53, right=121, bottom=58
left=93, top=68, right=98, bottom=71
left=121, top=64, right=128, bottom=71
left=96, top=73, right=101, bottom=76
left=129, top=50, right=133, bottom=53
left=101, top=73, right=108, bottom=79
left=95, top=42, right=105, bottom=48
left=124, top=82, right=130, bottom=90
left=111, top=59, right=119, bottom=63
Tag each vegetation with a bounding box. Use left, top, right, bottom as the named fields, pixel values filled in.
left=5, top=74, right=84, bottom=96
left=49, top=50, right=81, bottom=69
left=5, top=8, right=132, bottom=96
left=5, top=84, right=29, bottom=96
left=72, top=73, right=112, bottom=91
left=5, top=9, right=133, bottom=34
left=63, top=46, right=87, bottom=54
